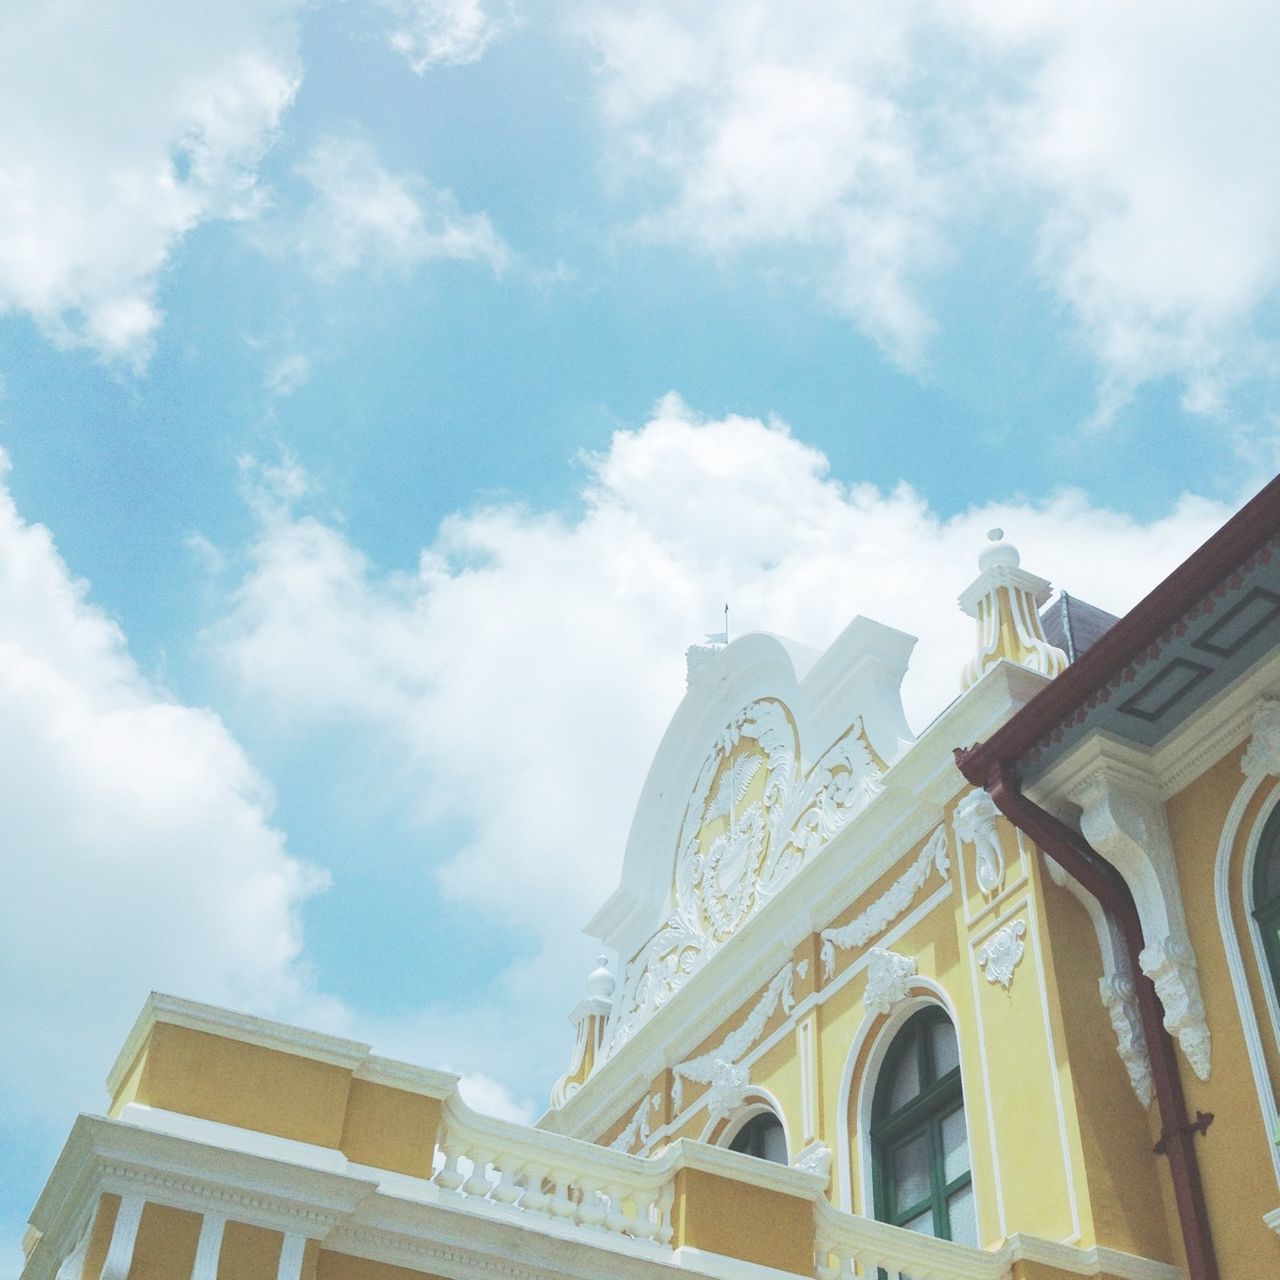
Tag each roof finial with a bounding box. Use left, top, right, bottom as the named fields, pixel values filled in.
left=958, top=528, right=1066, bottom=691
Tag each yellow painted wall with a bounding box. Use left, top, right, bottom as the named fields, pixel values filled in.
left=122, top=1023, right=353, bottom=1148
left=1164, top=745, right=1280, bottom=1277
left=671, top=1168, right=813, bottom=1274
left=216, top=1222, right=282, bottom=1280
left=126, top=1202, right=201, bottom=1280
left=340, top=1079, right=443, bottom=1177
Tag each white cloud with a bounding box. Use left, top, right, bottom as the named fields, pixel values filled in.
left=0, top=448, right=337, bottom=1126
left=0, top=0, right=302, bottom=368
left=265, top=351, right=312, bottom=398
left=212, top=397, right=1234, bottom=1088
left=294, top=136, right=511, bottom=279
left=380, top=0, right=510, bottom=73
left=579, top=1, right=1280, bottom=401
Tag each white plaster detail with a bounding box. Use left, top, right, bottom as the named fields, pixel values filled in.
left=1265, top=1207, right=1280, bottom=1236
left=99, top=1193, right=145, bottom=1280
left=791, top=1140, right=832, bottom=1184
left=1041, top=852, right=1154, bottom=1108
left=550, top=957, right=615, bottom=1109
left=671, top=961, right=806, bottom=1114
left=685, top=640, right=726, bottom=685
left=1243, top=697, right=1280, bottom=779
left=1099, top=973, right=1154, bottom=1109
left=977, top=920, right=1026, bottom=989
left=190, top=1212, right=226, bottom=1280
left=1067, top=742, right=1212, bottom=1080
left=607, top=698, right=881, bottom=1056
left=863, top=948, right=918, bottom=1017
left=54, top=1202, right=97, bottom=1280
left=608, top=1097, right=652, bottom=1153
left=276, top=1232, right=308, bottom=1280
left=819, top=826, right=949, bottom=978
left=954, top=788, right=1006, bottom=900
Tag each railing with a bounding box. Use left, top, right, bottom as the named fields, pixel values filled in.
left=815, top=1202, right=1008, bottom=1280
left=430, top=1096, right=675, bottom=1246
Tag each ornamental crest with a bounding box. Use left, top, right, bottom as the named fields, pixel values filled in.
left=606, top=698, right=883, bottom=1056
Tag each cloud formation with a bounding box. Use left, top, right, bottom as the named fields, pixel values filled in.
left=213, top=397, right=1234, bottom=1084
left=294, top=136, right=511, bottom=278
left=380, top=0, right=510, bottom=73
left=0, top=0, right=302, bottom=367
left=580, top=1, right=1280, bottom=403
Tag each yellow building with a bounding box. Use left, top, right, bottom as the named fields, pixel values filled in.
left=20, top=476, right=1280, bottom=1280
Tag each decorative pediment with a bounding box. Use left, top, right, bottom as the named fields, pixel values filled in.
left=594, top=621, right=917, bottom=1060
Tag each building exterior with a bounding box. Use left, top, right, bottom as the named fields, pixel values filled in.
left=20, top=478, right=1280, bottom=1280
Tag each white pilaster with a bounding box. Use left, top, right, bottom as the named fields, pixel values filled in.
left=190, top=1211, right=226, bottom=1280
left=276, top=1231, right=308, bottom=1280
left=100, top=1193, right=145, bottom=1280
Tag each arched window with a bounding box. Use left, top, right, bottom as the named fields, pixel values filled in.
left=870, top=1007, right=976, bottom=1245
left=727, top=1110, right=788, bottom=1164
left=1252, top=803, right=1280, bottom=1001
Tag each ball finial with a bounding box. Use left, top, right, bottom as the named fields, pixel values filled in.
left=587, top=954, right=615, bottom=1001
left=979, top=526, right=1020, bottom=571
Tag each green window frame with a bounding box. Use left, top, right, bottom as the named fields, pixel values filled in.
left=1251, top=803, right=1280, bottom=1001
left=870, top=1006, right=975, bottom=1245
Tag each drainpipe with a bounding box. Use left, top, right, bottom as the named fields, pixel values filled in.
left=955, top=753, right=1219, bottom=1280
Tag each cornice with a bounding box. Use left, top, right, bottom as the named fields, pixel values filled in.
left=354, top=1055, right=459, bottom=1098
left=106, top=993, right=371, bottom=1097
left=546, top=662, right=1046, bottom=1141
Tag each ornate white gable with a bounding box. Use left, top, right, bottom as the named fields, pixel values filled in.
left=593, top=620, right=917, bottom=1060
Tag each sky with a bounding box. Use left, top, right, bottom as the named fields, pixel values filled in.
left=3, top=0, right=1280, bottom=1265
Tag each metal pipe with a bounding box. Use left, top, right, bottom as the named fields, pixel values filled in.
left=960, top=755, right=1219, bottom=1280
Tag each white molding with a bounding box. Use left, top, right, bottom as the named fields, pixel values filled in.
left=1214, top=762, right=1280, bottom=1188
left=99, top=1192, right=143, bottom=1280
left=1001, top=1233, right=1182, bottom=1280
left=795, top=1014, right=818, bottom=1145
left=1265, top=1207, right=1280, bottom=1236
left=353, top=1055, right=459, bottom=1098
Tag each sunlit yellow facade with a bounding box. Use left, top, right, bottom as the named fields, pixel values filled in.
left=21, top=484, right=1280, bottom=1280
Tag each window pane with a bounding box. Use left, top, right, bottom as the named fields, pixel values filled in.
left=888, top=1046, right=921, bottom=1111
left=930, top=1020, right=960, bottom=1078
left=901, top=1206, right=934, bottom=1236
left=941, top=1107, right=970, bottom=1182
left=1265, top=848, right=1280, bottom=900
left=890, top=1132, right=931, bottom=1212
left=759, top=1116, right=788, bottom=1165
left=946, top=1183, right=978, bottom=1246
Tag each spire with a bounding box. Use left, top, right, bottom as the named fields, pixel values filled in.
left=959, top=528, right=1067, bottom=691
left=549, top=956, right=615, bottom=1109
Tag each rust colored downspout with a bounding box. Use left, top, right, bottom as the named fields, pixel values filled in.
left=955, top=754, right=1219, bottom=1280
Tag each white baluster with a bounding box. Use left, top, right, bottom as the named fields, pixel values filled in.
left=575, top=1181, right=605, bottom=1227
left=276, top=1232, right=307, bottom=1280
left=519, top=1167, right=550, bottom=1214
left=100, top=1194, right=146, bottom=1280
left=630, top=1188, right=660, bottom=1240
left=189, top=1212, right=226, bottom=1280
left=462, top=1151, right=493, bottom=1198
left=434, top=1142, right=466, bottom=1191
left=548, top=1171, right=575, bottom=1219
left=654, top=1180, right=674, bottom=1247
left=490, top=1163, right=523, bottom=1205
left=603, top=1185, right=630, bottom=1235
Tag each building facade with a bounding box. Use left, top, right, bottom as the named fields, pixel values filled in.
left=21, top=479, right=1280, bottom=1280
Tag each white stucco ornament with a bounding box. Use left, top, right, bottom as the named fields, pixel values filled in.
left=607, top=698, right=882, bottom=1056
left=863, top=948, right=918, bottom=1017
left=1243, top=697, right=1280, bottom=779
left=977, top=920, right=1026, bottom=989
left=954, top=788, right=1006, bottom=900
left=792, top=1141, right=833, bottom=1183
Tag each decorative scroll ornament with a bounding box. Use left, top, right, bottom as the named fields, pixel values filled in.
left=863, top=948, right=917, bottom=1017
left=792, top=1141, right=833, bottom=1183
left=1243, top=698, right=1280, bottom=779
left=977, top=920, right=1026, bottom=989
left=819, top=827, right=950, bottom=979
left=607, top=699, right=882, bottom=1056
left=672, top=961, right=807, bottom=1114
left=1099, top=973, right=1154, bottom=1108
left=1140, top=936, right=1212, bottom=1081
left=954, top=788, right=1005, bottom=900
left=609, top=1093, right=661, bottom=1153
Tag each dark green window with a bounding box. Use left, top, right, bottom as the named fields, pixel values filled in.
left=1252, top=804, right=1280, bottom=1000
left=728, top=1110, right=788, bottom=1164
left=871, top=1007, right=976, bottom=1246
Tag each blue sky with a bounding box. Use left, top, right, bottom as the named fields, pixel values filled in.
left=2, top=0, right=1278, bottom=1264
